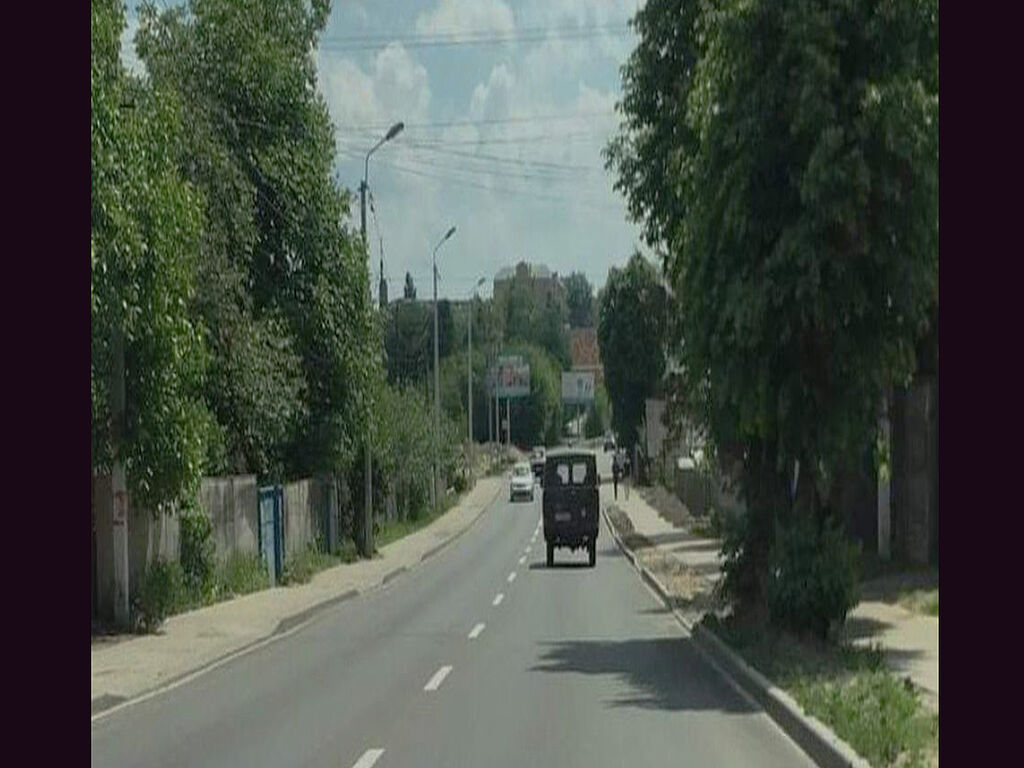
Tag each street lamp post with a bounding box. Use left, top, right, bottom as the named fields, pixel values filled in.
left=432, top=225, right=457, bottom=510
left=359, top=121, right=403, bottom=558
left=468, top=276, right=486, bottom=486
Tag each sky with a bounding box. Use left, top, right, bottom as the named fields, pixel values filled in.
left=121, top=0, right=646, bottom=301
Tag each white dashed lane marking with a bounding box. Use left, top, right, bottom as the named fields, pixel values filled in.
left=352, top=749, right=385, bottom=768
left=518, top=555, right=526, bottom=565
left=493, top=593, right=504, bottom=606
left=424, top=665, right=453, bottom=691
left=507, top=571, right=517, bottom=583
left=468, top=622, right=485, bottom=639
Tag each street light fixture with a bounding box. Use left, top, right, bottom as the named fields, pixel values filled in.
left=358, top=120, right=404, bottom=559
left=432, top=225, right=457, bottom=510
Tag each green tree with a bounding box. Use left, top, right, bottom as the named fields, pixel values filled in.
left=608, top=0, right=938, bottom=616
left=564, top=272, right=596, bottom=328
left=137, top=0, right=378, bottom=481
left=431, top=299, right=456, bottom=360
left=384, top=299, right=431, bottom=385
left=500, top=274, right=570, bottom=369
left=92, top=0, right=209, bottom=509
left=597, top=253, right=668, bottom=451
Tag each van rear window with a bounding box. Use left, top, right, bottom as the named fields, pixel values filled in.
left=546, top=459, right=594, bottom=487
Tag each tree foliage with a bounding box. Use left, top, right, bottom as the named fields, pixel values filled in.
left=608, top=0, right=938, bottom=615
left=384, top=299, right=432, bottom=385
left=597, top=253, right=668, bottom=450
left=564, top=271, right=596, bottom=328
left=497, top=268, right=571, bottom=368
left=92, top=0, right=209, bottom=509
left=136, top=0, right=378, bottom=481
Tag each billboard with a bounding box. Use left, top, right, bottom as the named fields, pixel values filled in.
left=561, top=371, right=595, bottom=404
left=490, top=356, right=531, bottom=398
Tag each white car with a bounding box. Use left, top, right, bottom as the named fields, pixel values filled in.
left=509, top=462, right=536, bottom=502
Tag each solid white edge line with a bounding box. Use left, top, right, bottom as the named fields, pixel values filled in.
left=507, top=571, right=517, bottom=583
left=468, top=622, right=485, bottom=639
left=424, top=664, right=453, bottom=691
left=351, top=748, right=385, bottom=768
left=493, top=593, right=504, bottom=606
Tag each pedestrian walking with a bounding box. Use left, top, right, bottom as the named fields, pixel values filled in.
left=612, top=453, right=621, bottom=500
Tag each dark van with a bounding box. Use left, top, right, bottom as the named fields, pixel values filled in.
left=542, top=452, right=599, bottom=567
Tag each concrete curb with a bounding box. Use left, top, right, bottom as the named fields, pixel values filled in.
left=599, top=504, right=871, bottom=768
left=91, top=481, right=503, bottom=721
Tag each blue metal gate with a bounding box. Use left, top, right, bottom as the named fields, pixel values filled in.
left=258, top=486, right=283, bottom=586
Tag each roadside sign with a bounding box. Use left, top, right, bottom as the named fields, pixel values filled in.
left=490, top=357, right=531, bottom=398
left=561, top=371, right=595, bottom=404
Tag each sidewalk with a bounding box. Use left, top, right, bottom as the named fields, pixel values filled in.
left=603, top=482, right=938, bottom=712
left=92, top=475, right=503, bottom=714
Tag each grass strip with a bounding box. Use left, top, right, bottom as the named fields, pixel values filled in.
left=704, top=614, right=938, bottom=768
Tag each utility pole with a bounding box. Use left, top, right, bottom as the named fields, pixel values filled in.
left=111, top=98, right=134, bottom=630
left=110, top=325, right=129, bottom=629
left=467, top=277, right=485, bottom=486
left=432, top=226, right=457, bottom=509
left=359, top=121, right=404, bottom=557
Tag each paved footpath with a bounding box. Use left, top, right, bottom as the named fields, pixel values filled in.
left=91, top=475, right=504, bottom=714
left=600, top=458, right=938, bottom=712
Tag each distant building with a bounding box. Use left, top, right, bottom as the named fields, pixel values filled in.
left=493, top=261, right=563, bottom=309
left=569, top=327, right=602, bottom=386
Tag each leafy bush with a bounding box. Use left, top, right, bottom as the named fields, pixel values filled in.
left=767, top=517, right=860, bottom=640
left=179, top=509, right=216, bottom=595
left=216, top=552, right=269, bottom=598
left=133, top=559, right=186, bottom=633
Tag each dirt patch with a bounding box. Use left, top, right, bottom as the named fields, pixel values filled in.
left=606, top=502, right=719, bottom=617
left=636, top=484, right=693, bottom=528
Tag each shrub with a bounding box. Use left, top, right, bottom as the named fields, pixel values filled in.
left=133, top=559, right=185, bottom=633
left=179, top=509, right=216, bottom=595
left=767, top=516, right=860, bottom=640
left=216, top=551, right=269, bottom=598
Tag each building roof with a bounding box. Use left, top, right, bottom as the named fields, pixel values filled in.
left=494, top=262, right=555, bottom=282
left=570, top=327, right=601, bottom=369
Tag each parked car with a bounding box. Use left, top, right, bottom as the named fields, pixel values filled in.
left=509, top=462, right=535, bottom=503
left=542, top=451, right=599, bottom=567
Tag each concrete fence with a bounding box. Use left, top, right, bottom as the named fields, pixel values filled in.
left=92, top=473, right=341, bottom=624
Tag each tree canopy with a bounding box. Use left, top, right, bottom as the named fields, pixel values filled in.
left=136, top=0, right=378, bottom=481
left=93, top=0, right=383, bottom=511
left=92, top=0, right=209, bottom=509
left=607, top=0, right=938, bottom=614
left=564, top=272, right=596, bottom=328
left=597, top=253, right=668, bottom=450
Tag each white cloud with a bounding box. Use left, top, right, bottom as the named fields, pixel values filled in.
left=318, top=42, right=432, bottom=130
left=415, top=0, right=516, bottom=35
left=469, top=63, right=515, bottom=121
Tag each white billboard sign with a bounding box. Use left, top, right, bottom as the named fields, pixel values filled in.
left=491, top=357, right=531, bottom=398
left=562, top=371, right=595, bottom=404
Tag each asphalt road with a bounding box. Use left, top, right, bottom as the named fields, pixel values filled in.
left=91, top=459, right=815, bottom=768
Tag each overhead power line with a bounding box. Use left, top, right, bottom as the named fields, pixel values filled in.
left=319, top=22, right=632, bottom=52
left=336, top=147, right=623, bottom=211
left=335, top=110, right=615, bottom=133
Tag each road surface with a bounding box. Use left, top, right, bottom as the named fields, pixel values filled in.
left=91, top=458, right=815, bottom=768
